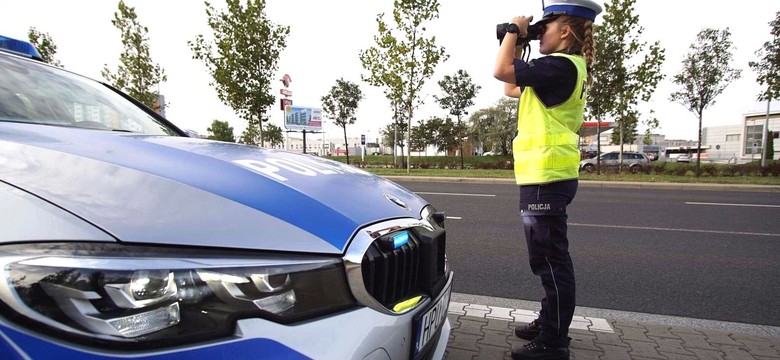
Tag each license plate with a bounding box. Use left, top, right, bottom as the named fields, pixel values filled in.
left=414, top=276, right=452, bottom=356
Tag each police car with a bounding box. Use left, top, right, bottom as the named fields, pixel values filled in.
left=0, top=35, right=453, bottom=360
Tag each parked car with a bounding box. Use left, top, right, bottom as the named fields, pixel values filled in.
left=579, top=151, right=651, bottom=173
left=0, top=35, right=452, bottom=360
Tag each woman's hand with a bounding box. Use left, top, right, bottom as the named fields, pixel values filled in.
left=511, top=15, right=534, bottom=37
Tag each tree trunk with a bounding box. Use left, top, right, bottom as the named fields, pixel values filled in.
left=343, top=126, right=350, bottom=165
left=458, top=115, right=464, bottom=169
left=696, top=111, right=702, bottom=177
left=259, top=117, right=265, bottom=147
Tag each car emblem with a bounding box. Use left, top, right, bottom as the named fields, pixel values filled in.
left=385, top=194, right=410, bottom=210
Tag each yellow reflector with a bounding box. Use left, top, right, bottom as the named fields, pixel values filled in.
left=392, top=296, right=422, bottom=313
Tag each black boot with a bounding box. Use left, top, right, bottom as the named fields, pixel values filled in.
left=514, top=319, right=542, bottom=340
left=511, top=340, right=570, bottom=360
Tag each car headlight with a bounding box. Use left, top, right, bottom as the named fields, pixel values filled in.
left=0, top=243, right=355, bottom=349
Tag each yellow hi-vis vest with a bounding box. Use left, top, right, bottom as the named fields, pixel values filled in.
left=512, top=53, right=586, bottom=185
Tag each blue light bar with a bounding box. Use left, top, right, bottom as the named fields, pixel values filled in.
left=0, top=35, right=44, bottom=61
left=392, top=232, right=409, bottom=249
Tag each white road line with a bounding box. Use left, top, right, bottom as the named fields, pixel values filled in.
left=569, top=223, right=780, bottom=237
left=686, top=202, right=780, bottom=208
left=415, top=192, right=496, bottom=197
left=446, top=216, right=462, bottom=220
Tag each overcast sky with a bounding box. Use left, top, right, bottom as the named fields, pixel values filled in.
left=3, top=0, right=779, bottom=142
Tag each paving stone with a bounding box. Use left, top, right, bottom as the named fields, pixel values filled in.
left=660, top=352, right=698, bottom=360
left=511, top=309, right=538, bottom=324
left=714, top=344, right=758, bottom=360
left=669, top=326, right=705, bottom=335
left=646, top=324, right=682, bottom=339
left=478, top=329, right=512, bottom=348
left=463, top=304, right=491, bottom=318
left=572, top=319, right=593, bottom=331
left=448, top=332, right=483, bottom=352
left=597, top=343, right=632, bottom=360
left=444, top=348, right=478, bottom=360
left=700, top=331, right=745, bottom=346
left=449, top=301, right=467, bottom=315
left=687, top=349, right=726, bottom=360
left=651, top=336, right=697, bottom=357
left=482, top=318, right=513, bottom=332
left=448, top=313, right=461, bottom=331
left=486, top=306, right=515, bottom=321
left=456, top=317, right=489, bottom=336
left=570, top=331, right=602, bottom=352
left=620, top=326, right=654, bottom=343
left=613, top=319, right=647, bottom=329
left=594, top=329, right=631, bottom=348
left=590, top=318, right=615, bottom=333
left=735, top=338, right=780, bottom=358
left=474, top=344, right=509, bottom=360
left=571, top=348, right=603, bottom=360
left=673, top=332, right=721, bottom=351
left=624, top=339, right=667, bottom=359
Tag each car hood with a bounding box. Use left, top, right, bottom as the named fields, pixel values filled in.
left=0, top=123, right=428, bottom=254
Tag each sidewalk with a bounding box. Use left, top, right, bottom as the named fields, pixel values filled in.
left=444, top=299, right=780, bottom=360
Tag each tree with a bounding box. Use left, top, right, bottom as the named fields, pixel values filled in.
left=207, top=120, right=236, bottom=142
left=264, top=122, right=284, bottom=148
left=101, top=0, right=167, bottom=111
left=239, top=120, right=261, bottom=146
left=589, top=0, right=665, bottom=173
left=469, top=98, right=517, bottom=155
left=642, top=110, right=660, bottom=146
left=434, top=69, right=480, bottom=168
left=27, top=27, right=62, bottom=67
left=359, top=0, right=448, bottom=173
left=748, top=11, right=780, bottom=167
left=428, top=117, right=460, bottom=155
left=410, top=119, right=433, bottom=155
left=380, top=121, right=408, bottom=155
left=190, top=0, right=289, bottom=147
left=321, top=78, right=364, bottom=165
left=767, top=131, right=776, bottom=160
left=670, top=28, right=742, bottom=177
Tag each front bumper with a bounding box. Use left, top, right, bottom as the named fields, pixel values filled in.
left=0, top=272, right=453, bottom=360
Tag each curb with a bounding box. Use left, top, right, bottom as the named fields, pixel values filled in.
left=383, top=176, right=780, bottom=193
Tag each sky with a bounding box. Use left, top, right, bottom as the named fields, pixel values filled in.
left=2, top=0, right=779, bottom=142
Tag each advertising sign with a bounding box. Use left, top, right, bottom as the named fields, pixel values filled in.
left=284, top=106, right=322, bottom=131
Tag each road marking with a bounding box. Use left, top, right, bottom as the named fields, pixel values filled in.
left=569, top=223, right=780, bottom=237
left=448, top=301, right=614, bottom=333
left=686, top=202, right=780, bottom=208
left=446, top=216, right=462, bottom=220
left=415, top=192, right=496, bottom=197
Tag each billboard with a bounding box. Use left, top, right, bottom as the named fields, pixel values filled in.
left=284, top=106, right=322, bottom=131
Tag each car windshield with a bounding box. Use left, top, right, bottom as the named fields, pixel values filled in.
left=0, top=54, right=178, bottom=135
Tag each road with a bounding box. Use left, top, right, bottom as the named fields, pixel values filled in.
left=394, top=180, right=780, bottom=326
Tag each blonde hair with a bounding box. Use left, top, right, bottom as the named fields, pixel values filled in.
left=558, top=15, right=595, bottom=84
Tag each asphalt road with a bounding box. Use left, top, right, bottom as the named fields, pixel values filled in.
left=394, top=180, right=780, bottom=326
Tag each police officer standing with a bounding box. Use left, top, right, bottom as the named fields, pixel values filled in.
left=493, top=1, right=602, bottom=359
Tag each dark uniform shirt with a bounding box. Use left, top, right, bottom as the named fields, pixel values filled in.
left=513, top=54, right=578, bottom=108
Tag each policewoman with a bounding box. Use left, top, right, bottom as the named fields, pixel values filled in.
left=493, top=1, right=602, bottom=359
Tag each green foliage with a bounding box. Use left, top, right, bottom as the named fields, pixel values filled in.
left=359, top=0, right=448, bottom=172
left=670, top=27, right=742, bottom=177
left=190, top=0, right=289, bottom=147
left=380, top=121, right=407, bottom=150
left=589, top=0, right=665, bottom=152
left=27, top=27, right=62, bottom=67
left=435, top=69, right=480, bottom=168
left=101, top=0, right=167, bottom=111
left=468, top=98, right=517, bottom=155
left=427, top=117, right=462, bottom=155
left=767, top=131, right=776, bottom=160
left=410, top=118, right=434, bottom=153
left=642, top=110, right=659, bottom=145
left=238, top=120, right=260, bottom=146
left=264, top=122, right=284, bottom=148
left=749, top=11, right=780, bottom=102
left=321, top=78, right=364, bottom=164
left=207, top=120, right=235, bottom=142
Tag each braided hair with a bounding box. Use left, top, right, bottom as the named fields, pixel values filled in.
left=557, top=15, right=595, bottom=85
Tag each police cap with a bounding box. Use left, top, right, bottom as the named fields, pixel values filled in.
left=542, top=0, right=603, bottom=22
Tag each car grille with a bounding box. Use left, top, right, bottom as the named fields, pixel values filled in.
left=361, top=226, right=447, bottom=309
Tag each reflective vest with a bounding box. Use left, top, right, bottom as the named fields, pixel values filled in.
left=512, top=53, right=586, bottom=185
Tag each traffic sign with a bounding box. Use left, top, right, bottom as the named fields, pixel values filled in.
left=280, top=89, right=292, bottom=96
left=361, top=134, right=366, bottom=145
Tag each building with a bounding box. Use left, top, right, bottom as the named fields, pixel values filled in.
left=701, top=110, right=779, bottom=163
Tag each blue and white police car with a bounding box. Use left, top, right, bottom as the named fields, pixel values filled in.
left=0, top=35, right=453, bottom=360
